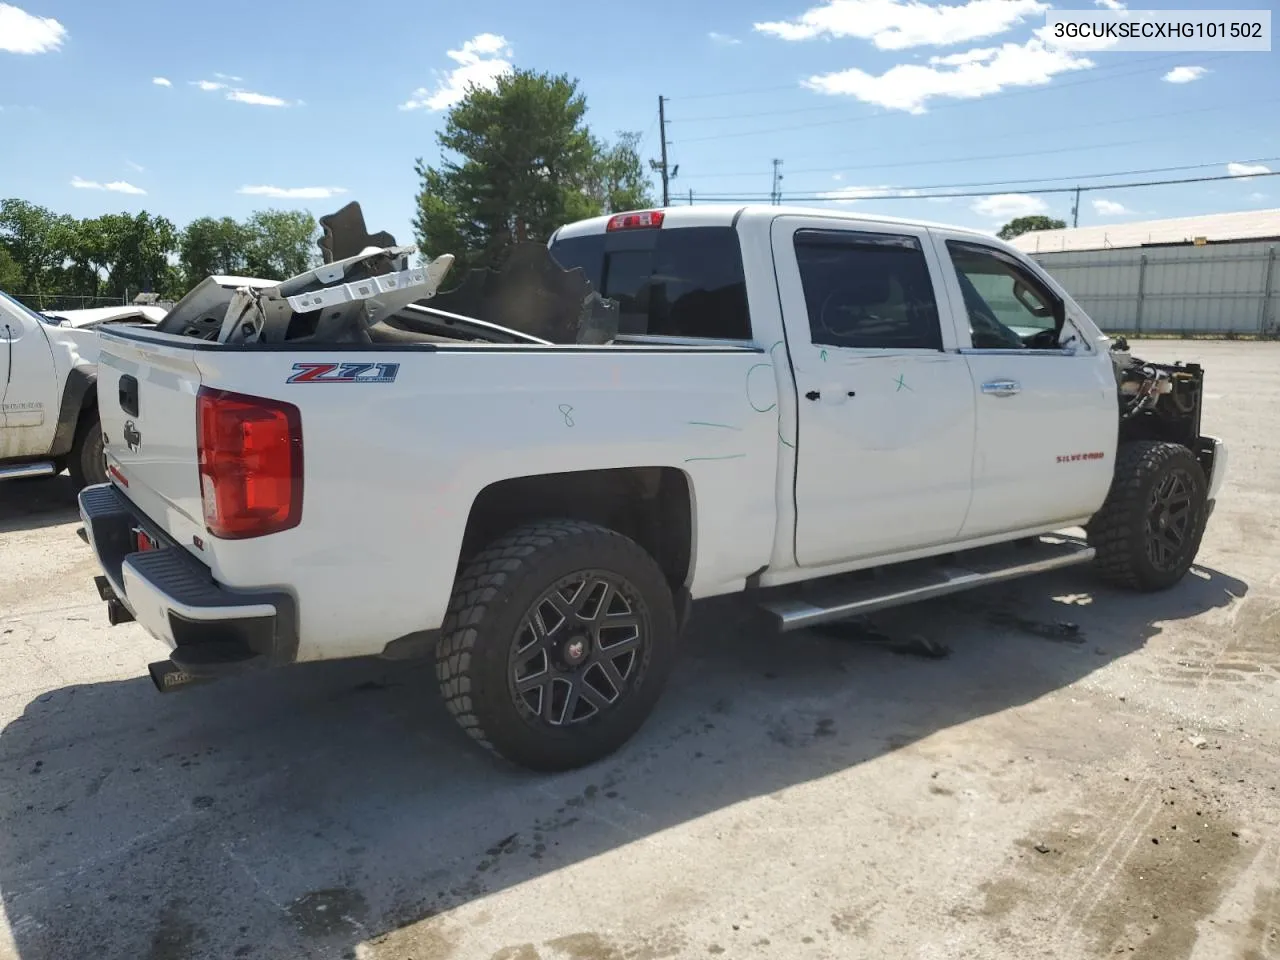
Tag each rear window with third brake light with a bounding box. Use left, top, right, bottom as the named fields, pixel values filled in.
left=549, top=225, right=752, bottom=341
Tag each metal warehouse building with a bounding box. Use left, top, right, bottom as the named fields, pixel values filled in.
left=1009, top=209, right=1280, bottom=336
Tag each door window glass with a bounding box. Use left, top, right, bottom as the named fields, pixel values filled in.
left=793, top=230, right=943, bottom=350
left=946, top=241, right=1063, bottom=350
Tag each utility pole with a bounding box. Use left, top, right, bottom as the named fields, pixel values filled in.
left=647, top=96, right=675, bottom=206
left=688, top=188, right=694, bottom=205
left=1071, top=185, right=1081, bottom=228
left=771, top=158, right=784, bottom=205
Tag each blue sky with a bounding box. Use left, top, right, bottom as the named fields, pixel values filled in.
left=2, top=0, right=1276, bottom=250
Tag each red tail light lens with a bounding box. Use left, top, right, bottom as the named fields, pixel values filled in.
left=606, top=210, right=665, bottom=231
left=196, top=388, right=303, bottom=540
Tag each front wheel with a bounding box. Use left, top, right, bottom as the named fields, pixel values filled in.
left=1086, top=441, right=1209, bottom=591
left=67, top=413, right=107, bottom=488
left=436, top=520, right=677, bottom=771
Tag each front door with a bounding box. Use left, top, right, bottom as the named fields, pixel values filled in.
left=928, top=231, right=1118, bottom=539
left=771, top=217, right=976, bottom=568
left=0, top=292, right=58, bottom=460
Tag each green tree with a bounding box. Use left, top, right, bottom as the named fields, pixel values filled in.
left=413, top=69, right=615, bottom=271
left=0, top=199, right=71, bottom=305
left=244, top=210, right=318, bottom=279
left=180, top=216, right=251, bottom=285
left=997, top=215, right=1067, bottom=241
left=586, top=131, right=655, bottom=214
left=89, top=212, right=179, bottom=300
left=0, top=246, right=21, bottom=290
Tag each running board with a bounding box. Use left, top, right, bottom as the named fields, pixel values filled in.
left=759, top=536, right=1096, bottom=632
left=0, top=462, right=56, bottom=481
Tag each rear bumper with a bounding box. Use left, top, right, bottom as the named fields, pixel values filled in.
left=77, top=483, right=298, bottom=677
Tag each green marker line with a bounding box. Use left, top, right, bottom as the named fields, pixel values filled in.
left=684, top=454, right=748, bottom=463
left=687, top=421, right=742, bottom=431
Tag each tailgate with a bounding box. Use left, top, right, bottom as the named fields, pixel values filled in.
left=95, top=330, right=207, bottom=554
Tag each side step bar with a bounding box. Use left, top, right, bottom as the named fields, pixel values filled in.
left=759, top=536, right=1096, bottom=632
left=0, top=462, right=56, bottom=481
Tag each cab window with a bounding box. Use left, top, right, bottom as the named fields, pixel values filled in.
left=792, top=229, right=943, bottom=351
left=946, top=241, right=1064, bottom=350
left=549, top=226, right=751, bottom=340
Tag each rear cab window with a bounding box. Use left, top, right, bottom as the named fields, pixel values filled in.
left=549, top=225, right=752, bottom=341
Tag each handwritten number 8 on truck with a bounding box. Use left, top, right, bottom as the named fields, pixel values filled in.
left=76, top=204, right=1226, bottom=772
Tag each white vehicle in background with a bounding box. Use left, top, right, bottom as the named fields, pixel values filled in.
left=76, top=203, right=1227, bottom=772
left=0, top=293, right=165, bottom=488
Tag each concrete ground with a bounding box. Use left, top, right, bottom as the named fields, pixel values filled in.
left=0, top=339, right=1277, bottom=960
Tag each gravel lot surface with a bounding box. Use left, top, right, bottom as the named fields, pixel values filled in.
left=0, top=340, right=1276, bottom=960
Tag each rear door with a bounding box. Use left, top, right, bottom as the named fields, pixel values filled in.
left=928, top=230, right=1118, bottom=538
left=771, top=216, right=976, bottom=567
left=94, top=328, right=209, bottom=553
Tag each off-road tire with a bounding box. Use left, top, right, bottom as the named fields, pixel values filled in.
left=67, top=413, right=106, bottom=489
left=436, top=519, right=677, bottom=772
left=1087, top=440, right=1209, bottom=592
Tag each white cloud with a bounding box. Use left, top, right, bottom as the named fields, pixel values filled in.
left=226, top=90, right=289, bottom=107
left=152, top=76, right=172, bottom=87
left=1163, top=66, right=1207, bottom=84
left=818, top=184, right=923, bottom=203
left=0, top=3, right=66, bottom=54
left=70, top=176, right=146, bottom=196
left=805, top=38, right=1093, bottom=113
left=1092, top=198, right=1129, bottom=216
left=754, top=0, right=1047, bottom=50
left=400, top=33, right=513, bottom=112
left=929, top=47, right=997, bottom=67
left=214, top=72, right=243, bottom=82
left=1094, top=0, right=1126, bottom=8
left=191, top=79, right=295, bottom=106
left=237, top=185, right=348, bottom=200
left=1228, top=162, right=1272, bottom=179
left=125, top=159, right=145, bottom=173
left=971, top=194, right=1047, bottom=218
left=1249, top=192, right=1268, bottom=201
left=709, top=31, right=742, bottom=45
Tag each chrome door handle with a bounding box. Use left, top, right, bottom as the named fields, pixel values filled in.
left=981, top=379, right=1021, bottom=397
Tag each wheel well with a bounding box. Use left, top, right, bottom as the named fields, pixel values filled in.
left=461, top=467, right=694, bottom=590
left=50, top=368, right=99, bottom=459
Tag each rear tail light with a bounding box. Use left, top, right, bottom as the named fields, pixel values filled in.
left=606, top=210, right=665, bottom=231
left=196, top=387, right=303, bottom=540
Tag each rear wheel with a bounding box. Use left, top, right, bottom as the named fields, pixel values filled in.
left=436, top=519, right=677, bottom=771
left=67, top=413, right=107, bottom=488
left=1087, top=441, right=1209, bottom=591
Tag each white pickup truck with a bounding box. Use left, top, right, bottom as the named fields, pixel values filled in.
left=0, top=293, right=165, bottom=488
left=77, top=204, right=1226, bottom=771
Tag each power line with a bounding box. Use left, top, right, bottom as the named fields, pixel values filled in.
left=687, top=170, right=1280, bottom=203
left=673, top=53, right=1233, bottom=145
left=681, top=135, right=1176, bottom=182
left=635, top=110, right=660, bottom=159
left=689, top=157, right=1280, bottom=199
left=676, top=99, right=1280, bottom=179
left=666, top=82, right=799, bottom=102
left=669, top=52, right=1197, bottom=123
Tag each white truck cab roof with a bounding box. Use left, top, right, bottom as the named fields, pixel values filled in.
left=551, top=203, right=1006, bottom=249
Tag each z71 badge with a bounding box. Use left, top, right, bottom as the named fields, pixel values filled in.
left=287, top=362, right=400, bottom=384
